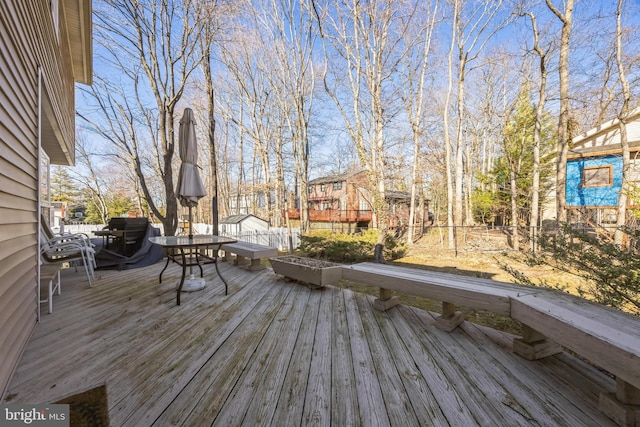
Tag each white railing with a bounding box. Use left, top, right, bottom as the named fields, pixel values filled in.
left=66, top=222, right=300, bottom=252
left=60, top=223, right=105, bottom=234
left=191, top=223, right=299, bottom=251
left=218, top=227, right=300, bottom=252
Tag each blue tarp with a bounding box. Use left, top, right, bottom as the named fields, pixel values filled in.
left=94, top=224, right=164, bottom=270
left=566, top=155, right=622, bottom=207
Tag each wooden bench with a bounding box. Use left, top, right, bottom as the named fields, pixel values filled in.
left=342, top=262, right=640, bottom=425
left=39, top=263, right=62, bottom=319
left=342, top=262, right=540, bottom=331
left=511, top=292, right=640, bottom=425
left=220, top=242, right=278, bottom=271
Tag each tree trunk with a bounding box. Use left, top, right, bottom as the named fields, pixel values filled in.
left=546, top=0, right=574, bottom=224
left=615, top=0, right=631, bottom=246
left=526, top=11, right=548, bottom=251
left=206, top=68, right=219, bottom=235
left=408, top=134, right=419, bottom=245
left=510, top=167, right=519, bottom=251
left=454, top=54, right=467, bottom=228
left=443, top=0, right=459, bottom=250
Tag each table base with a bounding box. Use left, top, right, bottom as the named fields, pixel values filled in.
left=181, top=275, right=206, bottom=292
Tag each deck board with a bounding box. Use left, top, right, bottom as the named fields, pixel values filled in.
left=300, top=286, right=332, bottom=427
left=329, top=283, right=358, bottom=426
left=3, top=261, right=617, bottom=426
left=272, top=287, right=321, bottom=427
left=344, top=290, right=390, bottom=426
left=368, top=298, right=449, bottom=426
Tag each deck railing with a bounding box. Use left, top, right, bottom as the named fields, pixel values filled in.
left=286, top=208, right=373, bottom=222
left=68, top=223, right=300, bottom=252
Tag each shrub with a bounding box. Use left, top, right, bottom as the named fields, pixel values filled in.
left=299, top=229, right=407, bottom=263
left=503, top=224, right=640, bottom=316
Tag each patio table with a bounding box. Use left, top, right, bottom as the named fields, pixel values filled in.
left=149, top=235, right=237, bottom=305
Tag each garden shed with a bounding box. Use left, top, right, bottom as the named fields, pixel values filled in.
left=220, top=214, right=269, bottom=235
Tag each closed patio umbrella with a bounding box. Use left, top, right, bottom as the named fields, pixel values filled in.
left=176, top=107, right=206, bottom=291
left=176, top=107, right=206, bottom=239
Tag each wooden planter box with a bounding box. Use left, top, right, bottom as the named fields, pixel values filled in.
left=269, top=256, right=343, bottom=288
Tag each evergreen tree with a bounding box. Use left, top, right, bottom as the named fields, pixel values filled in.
left=488, top=86, right=555, bottom=226
left=50, top=166, right=81, bottom=203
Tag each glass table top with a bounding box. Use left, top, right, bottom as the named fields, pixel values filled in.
left=148, top=235, right=237, bottom=247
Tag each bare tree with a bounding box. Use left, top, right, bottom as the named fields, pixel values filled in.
left=263, top=0, right=318, bottom=233
left=614, top=0, right=633, bottom=245
left=74, top=135, right=110, bottom=224
left=524, top=10, right=551, bottom=250
left=196, top=0, right=235, bottom=233
left=453, top=0, right=509, bottom=235
left=545, top=0, right=574, bottom=224
left=78, top=76, right=161, bottom=215
left=219, top=24, right=283, bottom=223
left=315, top=0, right=420, bottom=262
left=442, top=0, right=459, bottom=249
left=397, top=1, right=439, bottom=245
left=245, top=0, right=319, bottom=229
left=85, top=0, right=204, bottom=236
left=441, top=0, right=509, bottom=250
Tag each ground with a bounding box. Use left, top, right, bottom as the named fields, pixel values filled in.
left=394, top=245, right=583, bottom=291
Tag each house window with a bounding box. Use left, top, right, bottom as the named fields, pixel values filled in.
left=333, top=182, right=342, bottom=190
left=582, top=166, right=613, bottom=188
left=359, top=197, right=370, bottom=211
left=308, top=186, right=313, bottom=193
left=320, top=184, right=326, bottom=192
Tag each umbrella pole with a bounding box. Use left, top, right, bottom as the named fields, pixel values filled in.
left=188, top=205, right=193, bottom=276
left=183, top=204, right=204, bottom=291
left=188, top=206, right=193, bottom=240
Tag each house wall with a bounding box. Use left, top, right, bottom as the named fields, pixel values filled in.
left=309, top=182, right=345, bottom=208
left=0, top=0, right=78, bottom=397
left=347, top=173, right=371, bottom=211
left=572, top=119, right=640, bottom=152
left=309, top=171, right=371, bottom=213
left=241, top=216, right=269, bottom=232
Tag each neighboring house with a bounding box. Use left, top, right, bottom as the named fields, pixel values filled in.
left=565, top=108, right=640, bottom=225
left=287, top=170, right=426, bottom=232
left=220, top=214, right=270, bottom=235
left=0, top=0, right=92, bottom=396
left=51, top=201, right=67, bottom=229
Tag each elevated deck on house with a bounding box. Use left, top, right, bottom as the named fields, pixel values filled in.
left=4, top=262, right=616, bottom=426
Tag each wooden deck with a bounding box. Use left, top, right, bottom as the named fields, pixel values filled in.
left=4, top=261, right=616, bottom=426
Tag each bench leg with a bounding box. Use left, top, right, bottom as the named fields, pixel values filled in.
left=247, top=258, right=266, bottom=271
left=599, top=378, right=640, bottom=427
left=512, top=325, right=562, bottom=360
left=223, top=251, right=233, bottom=263
left=373, top=288, right=400, bottom=311
left=234, top=255, right=249, bottom=267
left=435, top=302, right=464, bottom=332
